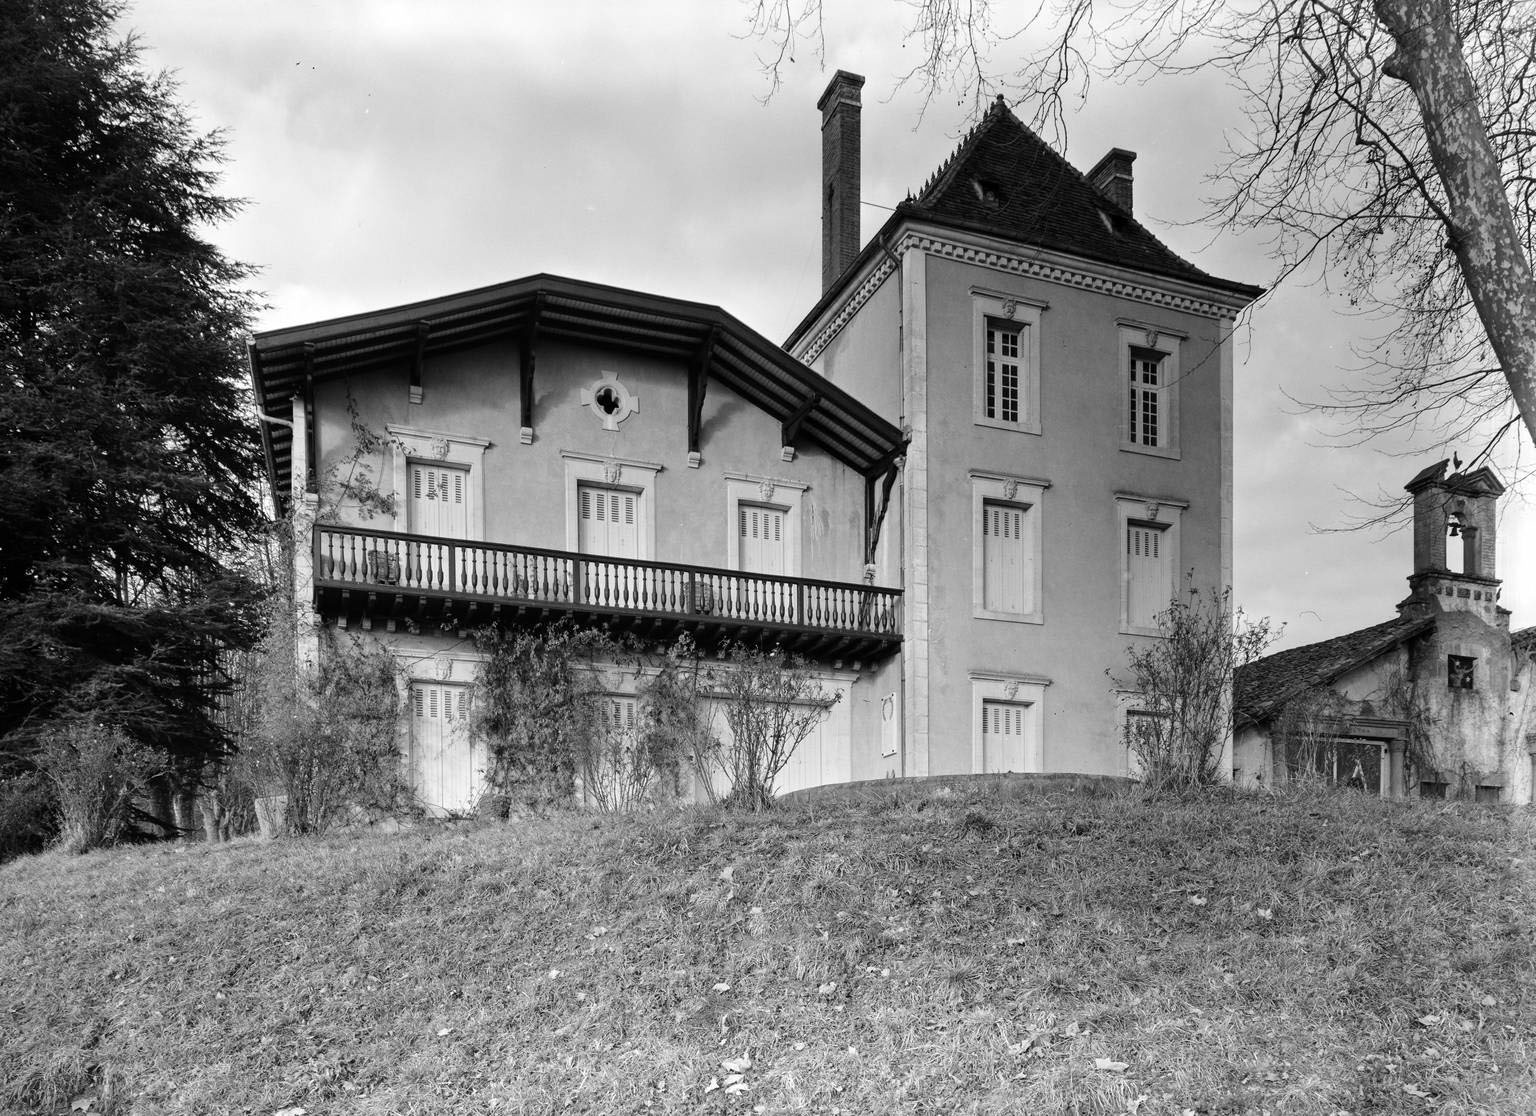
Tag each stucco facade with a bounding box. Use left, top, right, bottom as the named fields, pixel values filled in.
left=787, top=84, right=1258, bottom=780
left=254, top=278, right=907, bottom=813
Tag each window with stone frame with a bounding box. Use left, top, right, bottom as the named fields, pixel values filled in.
left=1118, top=324, right=1180, bottom=458
left=972, top=293, right=1043, bottom=435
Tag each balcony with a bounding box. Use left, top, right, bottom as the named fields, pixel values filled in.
left=312, top=525, right=903, bottom=661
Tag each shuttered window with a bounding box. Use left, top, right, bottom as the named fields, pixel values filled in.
left=577, top=484, right=639, bottom=559
left=738, top=503, right=787, bottom=576
left=602, top=695, right=638, bottom=743
left=981, top=700, right=1029, bottom=773
left=408, top=463, right=469, bottom=539
left=982, top=500, right=1030, bottom=614
left=410, top=682, right=476, bottom=815
left=1125, top=522, right=1170, bottom=629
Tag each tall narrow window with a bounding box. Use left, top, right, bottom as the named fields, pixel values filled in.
left=1128, top=346, right=1163, bottom=448
left=973, top=294, right=1043, bottom=434
left=972, top=474, right=1046, bottom=623
left=410, top=682, right=476, bottom=815
left=1125, top=520, right=1171, bottom=630
left=1118, top=326, right=1180, bottom=457
left=985, top=319, right=1022, bottom=424
left=981, top=501, right=1029, bottom=614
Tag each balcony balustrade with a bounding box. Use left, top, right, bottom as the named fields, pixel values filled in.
left=312, top=525, right=902, bottom=660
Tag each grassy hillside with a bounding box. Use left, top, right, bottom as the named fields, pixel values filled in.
left=3, top=781, right=1533, bottom=1115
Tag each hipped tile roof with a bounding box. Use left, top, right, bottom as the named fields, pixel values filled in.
left=896, top=97, right=1262, bottom=298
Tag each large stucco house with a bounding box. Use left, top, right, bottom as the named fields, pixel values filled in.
left=249, top=72, right=1261, bottom=812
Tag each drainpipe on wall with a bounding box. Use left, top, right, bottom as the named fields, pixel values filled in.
left=877, top=229, right=908, bottom=779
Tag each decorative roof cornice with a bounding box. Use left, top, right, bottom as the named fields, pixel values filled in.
left=793, top=252, right=899, bottom=363
left=250, top=274, right=907, bottom=516
left=792, top=223, right=1257, bottom=364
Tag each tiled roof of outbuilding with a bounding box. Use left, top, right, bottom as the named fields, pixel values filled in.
left=1234, top=615, right=1434, bottom=727
left=896, top=97, right=1263, bottom=298
left=1512, top=625, right=1536, bottom=655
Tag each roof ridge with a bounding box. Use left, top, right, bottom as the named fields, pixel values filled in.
left=914, top=95, right=1014, bottom=204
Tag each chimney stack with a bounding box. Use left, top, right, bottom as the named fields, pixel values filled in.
left=1087, top=148, right=1136, bottom=214
left=819, top=70, right=865, bottom=292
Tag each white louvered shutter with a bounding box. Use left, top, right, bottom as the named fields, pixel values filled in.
left=981, top=700, right=1028, bottom=773
left=982, top=501, right=1028, bottom=614
left=410, top=683, right=475, bottom=815
left=577, top=484, right=638, bottom=559
left=1126, top=523, right=1167, bottom=628
left=738, top=504, right=786, bottom=576
left=408, top=463, right=468, bottom=539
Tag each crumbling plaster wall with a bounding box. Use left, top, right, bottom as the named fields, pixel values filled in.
left=1406, top=606, right=1518, bottom=795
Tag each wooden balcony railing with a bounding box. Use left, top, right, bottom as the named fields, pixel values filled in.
left=312, top=525, right=902, bottom=656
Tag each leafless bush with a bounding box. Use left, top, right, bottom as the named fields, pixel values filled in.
left=37, top=722, right=166, bottom=853
left=1119, top=587, right=1277, bottom=791
left=709, top=645, right=836, bottom=811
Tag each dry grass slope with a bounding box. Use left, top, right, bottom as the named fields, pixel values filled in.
left=2, top=783, right=1533, bottom=1115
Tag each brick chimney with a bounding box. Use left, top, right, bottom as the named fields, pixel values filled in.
left=1087, top=148, right=1136, bottom=214
left=818, top=70, right=865, bottom=292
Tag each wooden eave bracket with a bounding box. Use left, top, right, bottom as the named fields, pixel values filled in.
left=781, top=392, right=820, bottom=462
left=863, top=446, right=905, bottom=565
left=688, top=326, right=717, bottom=468
left=409, top=321, right=430, bottom=404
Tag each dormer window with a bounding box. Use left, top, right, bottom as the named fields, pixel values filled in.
left=970, top=177, right=1006, bottom=207
left=1098, top=209, right=1131, bottom=235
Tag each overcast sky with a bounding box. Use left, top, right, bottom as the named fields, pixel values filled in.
left=125, top=0, right=1536, bottom=651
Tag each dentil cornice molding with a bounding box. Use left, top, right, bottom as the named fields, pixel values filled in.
left=795, top=227, right=1250, bottom=364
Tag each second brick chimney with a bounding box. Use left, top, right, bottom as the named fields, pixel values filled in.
left=1087, top=148, right=1136, bottom=214
left=819, top=70, right=865, bottom=292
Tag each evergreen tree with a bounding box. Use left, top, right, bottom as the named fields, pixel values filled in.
left=0, top=0, right=265, bottom=783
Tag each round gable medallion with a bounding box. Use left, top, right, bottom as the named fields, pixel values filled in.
left=580, top=371, right=640, bottom=432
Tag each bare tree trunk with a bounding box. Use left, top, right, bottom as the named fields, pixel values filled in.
left=1377, top=0, right=1536, bottom=447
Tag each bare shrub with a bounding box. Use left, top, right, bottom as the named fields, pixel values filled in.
left=709, top=645, right=837, bottom=811
left=37, top=723, right=166, bottom=853
left=1118, top=587, right=1277, bottom=791
left=243, top=627, right=410, bottom=835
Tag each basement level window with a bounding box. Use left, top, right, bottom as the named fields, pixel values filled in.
left=1475, top=784, right=1503, bottom=805
left=1448, top=655, right=1476, bottom=690
left=1419, top=780, right=1447, bottom=800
